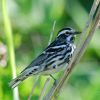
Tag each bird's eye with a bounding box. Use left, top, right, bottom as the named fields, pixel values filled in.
left=65, top=32, right=69, bottom=35
left=66, top=32, right=68, bottom=34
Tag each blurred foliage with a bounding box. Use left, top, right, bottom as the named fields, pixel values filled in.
left=0, top=0, right=100, bottom=100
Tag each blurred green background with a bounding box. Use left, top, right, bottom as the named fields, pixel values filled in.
left=0, top=0, right=100, bottom=100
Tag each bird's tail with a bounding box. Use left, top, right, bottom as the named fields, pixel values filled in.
left=9, top=73, right=28, bottom=89
left=9, top=67, right=37, bottom=88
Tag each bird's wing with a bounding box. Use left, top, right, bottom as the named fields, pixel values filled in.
left=9, top=53, right=48, bottom=88
left=45, top=38, right=66, bottom=53
left=21, top=37, right=68, bottom=74
left=9, top=39, right=67, bottom=88
left=21, top=53, right=48, bottom=73
left=20, top=39, right=58, bottom=73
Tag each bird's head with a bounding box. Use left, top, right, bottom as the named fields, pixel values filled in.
left=57, top=27, right=81, bottom=43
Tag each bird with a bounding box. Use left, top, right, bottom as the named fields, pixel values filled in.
left=9, top=27, right=81, bottom=88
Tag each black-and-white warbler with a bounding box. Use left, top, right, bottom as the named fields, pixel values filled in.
left=9, top=27, right=80, bottom=88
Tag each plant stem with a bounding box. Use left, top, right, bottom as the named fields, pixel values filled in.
left=44, top=0, right=100, bottom=99
left=48, top=20, right=56, bottom=45
left=39, top=78, right=50, bottom=100
left=28, top=76, right=40, bottom=100
left=2, top=0, right=19, bottom=100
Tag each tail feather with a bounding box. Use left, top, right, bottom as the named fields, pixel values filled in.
left=9, top=66, right=40, bottom=88
left=9, top=75, right=26, bottom=88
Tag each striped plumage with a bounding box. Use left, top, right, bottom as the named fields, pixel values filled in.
left=9, top=27, right=80, bottom=88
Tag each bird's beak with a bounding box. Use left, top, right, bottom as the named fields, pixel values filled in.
left=74, top=31, right=81, bottom=35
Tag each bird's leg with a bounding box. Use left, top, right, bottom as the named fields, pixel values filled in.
left=50, top=74, right=57, bottom=85
left=50, top=74, right=56, bottom=81
left=50, top=74, right=56, bottom=80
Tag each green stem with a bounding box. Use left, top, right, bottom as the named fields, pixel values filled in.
left=2, top=0, right=19, bottom=100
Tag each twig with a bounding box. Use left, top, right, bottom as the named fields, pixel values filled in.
left=44, top=0, right=100, bottom=99
left=2, top=0, right=19, bottom=100
left=28, top=76, right=40, bottom=100
left=38, top=20, right=56, bottom=99
left=97, top=19, right=100, bottom=28
left=76, top=0, right=100, bottom=50
left=28, top=20, right=56, bottom=100
left=48, top=20, right=56, bottom=45
left=76, top=3, right=100, bottom=63
left=39, top=78, right=50, bottom=100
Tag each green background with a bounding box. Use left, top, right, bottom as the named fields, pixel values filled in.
left=0, top=0, right=100, bottom=100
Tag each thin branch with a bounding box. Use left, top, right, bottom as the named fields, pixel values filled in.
left=97, top=19, right=100, bottom=28
left=28, top=21, right=56, bottom=100
left=39, top=78, right=50, bottom=100
left=38, top=20, right=56, bottom=99
left=44, top=0, right=100, bottom=99
left=48, top=20, right=56, bottom=45
left=76, top=0, right=100, bottom=50
left=2, top=0, right=19, bottom=100
left=28, top=76, right=40, bottom=100
left=76, top=4, right=100, bottom=64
